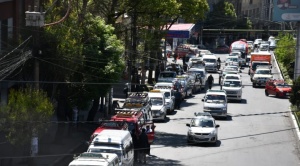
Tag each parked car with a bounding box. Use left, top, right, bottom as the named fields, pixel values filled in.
left=265, top=79, right=292, bottom=98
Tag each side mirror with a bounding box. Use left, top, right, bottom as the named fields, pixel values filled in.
left=216, top=124, right=220, bottom=128
left=186, top=124, right=190, bottom=127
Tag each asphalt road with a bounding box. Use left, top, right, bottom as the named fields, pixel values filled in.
left=146, top=54, right=300, bottom=166
left=61, top=54, right=300, bottom=166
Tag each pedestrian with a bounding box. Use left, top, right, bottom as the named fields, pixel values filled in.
left=217, top=57, right=221, bottom=70
left=131, top=129, right=139, bottom=162
left=174, top=90, right=182, bottom=109
left=138, top=128, right=149, bottom=164
left=207, top=74, right=214, bottom=90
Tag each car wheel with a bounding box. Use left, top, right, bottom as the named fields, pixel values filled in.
left=265, top=90, right=269, bottom=96
left=252, top=83, right=256, bottom=88
left=276, top=92, right=279, bottom=98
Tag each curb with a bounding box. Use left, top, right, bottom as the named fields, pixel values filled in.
left=272, top=52, right=300, bottom=142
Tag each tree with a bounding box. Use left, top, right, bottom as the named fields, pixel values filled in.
left=274, top=33, right=296, bottom=78
left=290, top=76, right=300, bottom=108
left=236, top=17, right=252, bottom=29
left=0, top=87, right=54, bottom=157
left=41, top=0, right=125, bottom=123
left=205, top=0, right=237, bottom=29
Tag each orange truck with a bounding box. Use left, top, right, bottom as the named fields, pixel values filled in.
left=248, top=52, right=272, bottom=77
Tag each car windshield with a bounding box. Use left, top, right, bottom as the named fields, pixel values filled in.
left=150, top=98, right=163, bottom=105
left=187, top=70, right=204, bottom=77
left=227, top=58, right=238, bottom=62
left=191, top=119, right=214, bottom=127
left=159, top=73, right=176, bottom=78
left=203, top=59, right=216, bottom=63
left=252, top=63, right=268, bottom=70
left=164, top=92, right=171, bottom=98
left=225, top=76, right=239, bottom=80
left=205, top=95, right=226, bottom=103
left=256, top=70, right=270, bottom=74
left=276, top=83, right=291, bottom=88
left=226, top=66, right=238, bottom=71
left=223, top=81, right=241, bottom=87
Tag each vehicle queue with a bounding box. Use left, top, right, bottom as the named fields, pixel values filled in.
left=67, top=38, right=292, bottom=166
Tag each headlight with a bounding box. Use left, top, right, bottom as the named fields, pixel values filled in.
left=278, top=89, right=283, bottom=92
left=210, top=130, right=216, bottom=135
left=188, top=130, right=194, bottom=135
left=160, top=108, right=165, bottom=114
left=204, top=107, right=210, bottom=110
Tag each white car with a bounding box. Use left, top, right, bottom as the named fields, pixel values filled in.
left=222, top=73, right=242, bottom=85
left=198, top=49, right=212, bottom=58
left=225, top=56, right=240, bottom=67
left=202, top=89, right=228, bottom=119
left=186, top=112, right=220, bottom=144
left=254, top=39, right=262, bottom=48
left=222, top=79, right=243, bottom=102
left=148, top=91, right=167, bottom=121
left=187, top=57, right=203, bottom=69
left=153, top=89, right=175, bottom=114
left=187, top=68, right=207, bottom=89
left=227, top=51, right=241, bottom=59
left=252, top=67, right=273, bottom=87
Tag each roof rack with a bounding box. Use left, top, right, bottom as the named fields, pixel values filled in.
left=115, top=110, right=140, bottom=117
left=194, top=112, right=212, bottom=117
left=128, top=92, right=148, bottom=98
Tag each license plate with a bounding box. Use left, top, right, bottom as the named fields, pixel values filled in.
left=286, top=93, right=290, bottom=96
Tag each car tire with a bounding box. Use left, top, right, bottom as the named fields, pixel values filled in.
left=276, top=92, right=279, bottom=98
left=252, top=83, right=255, bottom=88
left=265, top=90, right=269, bottom=96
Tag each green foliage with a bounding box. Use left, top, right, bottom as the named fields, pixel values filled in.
left=236, top=17, right=252, bottom=29
left=0, top=88, right=54, bottom=146
left=274, top=33, right=296, bottom=66
left=205, top=0, right=237, bottom=29
left=42, top=0, right=125, bottom=109
left=290, top=76, right=300, bottom=107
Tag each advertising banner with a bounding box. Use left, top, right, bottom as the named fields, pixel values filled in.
left=273, top=0, right=300, bottom=21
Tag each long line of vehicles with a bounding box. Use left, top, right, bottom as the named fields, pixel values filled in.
left=68, top=37, right=292, bottom=165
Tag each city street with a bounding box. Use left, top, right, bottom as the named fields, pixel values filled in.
left=60, top=54, right=300, bottom=166
left=145, top=54, right=300, bottom=166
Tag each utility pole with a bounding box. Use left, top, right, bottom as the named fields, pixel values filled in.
left=294, top=22, right=300, bottom=80
left=25, top=0, right=45, bottom=159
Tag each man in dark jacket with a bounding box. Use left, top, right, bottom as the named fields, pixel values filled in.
left=131, top=129, right=138, bottom=162
left=207, top=74, right=214, bottom=90
left=174, top=90, right=182, bottom=109
left=138, top=128, right=149, bottom=164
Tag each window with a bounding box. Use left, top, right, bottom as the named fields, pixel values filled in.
left=249, top=0, right=253, bottom=4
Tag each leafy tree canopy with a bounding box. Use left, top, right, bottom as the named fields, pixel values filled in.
left=205, top=0, right=237, bottom=29
left=0, top=88, right=54, bottom=146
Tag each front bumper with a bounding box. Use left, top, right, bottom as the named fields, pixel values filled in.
left=225, top=91, right=242, bottom=100
left=152, top=110, right=166, bottom=120
left=204, top=109, right=227, bottom=117
left=253, top=79, right=269, bottom=86
left=187, top=133, right=217, bottom=143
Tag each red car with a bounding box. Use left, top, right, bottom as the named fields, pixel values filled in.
left=265, top=79, right=292, bottom=98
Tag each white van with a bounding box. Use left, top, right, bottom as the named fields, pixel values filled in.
left=68, top=152, right=119, bottom=166
left=88, top=130, right=134, bottom=166
left=202, top=54, right=218, bottom=72
left=148, top=90, right=167, bottom=122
